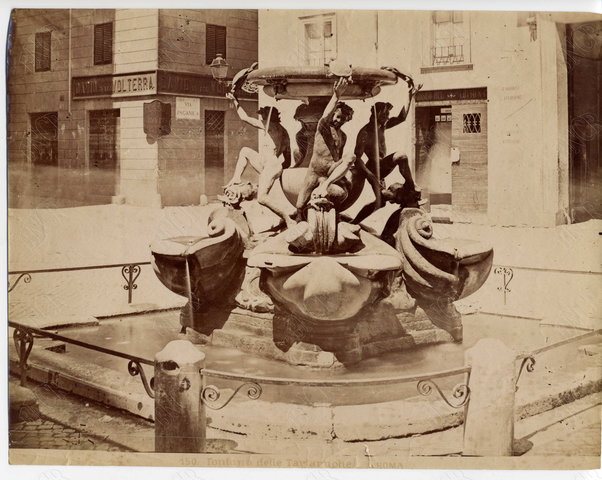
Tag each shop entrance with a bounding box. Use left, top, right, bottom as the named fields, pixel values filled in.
left=415, top=105, right=453, bottom=216
left=415, top=93, right=488, bottom=221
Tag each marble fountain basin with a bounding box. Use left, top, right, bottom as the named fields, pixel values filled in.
left=248, top=228, right=401, bottom=322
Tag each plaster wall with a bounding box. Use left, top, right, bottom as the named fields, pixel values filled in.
left=258, top=10, right=571, bottom=226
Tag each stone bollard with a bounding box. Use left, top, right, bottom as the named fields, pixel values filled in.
left=463, top=338, right=517, bottom=456
left=154, top=340, right=206, bottom=453
left=9, top=383, right=40, bottom=423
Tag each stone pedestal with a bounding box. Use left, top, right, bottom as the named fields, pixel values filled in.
left=463, top=338, right=517, bottom=456
left=9, top=382, right=39, bottom=423
left=154, top=340, right=206, bottom=453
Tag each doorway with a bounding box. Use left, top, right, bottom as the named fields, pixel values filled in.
left=567, top=21, right=602, bottom=222
left=204, top=110, right=225, bottom=198
left=89, top=109, right=120, bottom=201
left=415, top=105, right=453, bottom=216
left=29, top=112, right=59, bottom=205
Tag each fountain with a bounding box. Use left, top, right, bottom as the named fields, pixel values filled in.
left=10, top=62, right=599, bottom=458
left=150, top=64, right=494, bottom=367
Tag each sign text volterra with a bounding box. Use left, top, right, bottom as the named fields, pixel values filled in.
left=72, top=72, right=157, bottom=99
left=72, top=70, right=257, bottom=100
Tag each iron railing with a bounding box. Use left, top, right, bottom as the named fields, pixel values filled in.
left=514, top=328, right=602, bottom=390
left=8, top=261, right=152, bottom=303
left=8, top=320, right=155, bottom=398
left=432, top=45, right=465, bottom=65
left=200, top=366, right=472, bottom=410
left=10, top=317, right=600, bottom=455
left=9, top=317, right=472, bottom=408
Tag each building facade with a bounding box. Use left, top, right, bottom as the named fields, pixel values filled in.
left=8, top=9, right=258, bottom=208
left=258, top=10, right=601, bottom=227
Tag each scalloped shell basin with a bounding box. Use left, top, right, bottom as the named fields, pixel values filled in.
left=246, top=66, right=398, bottom=100
left=248, top=229, right=402, bottom=322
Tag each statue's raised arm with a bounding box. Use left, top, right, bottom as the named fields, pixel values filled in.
left=226, top=92, right=264, bottom=130
left=380, top=66, right=423, bottom=129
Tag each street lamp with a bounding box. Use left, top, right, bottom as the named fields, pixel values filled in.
left=209, top=53, right=229, bottom=83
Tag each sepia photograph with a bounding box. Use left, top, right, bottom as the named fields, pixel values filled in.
left=3, top=2, right=602, bottom=473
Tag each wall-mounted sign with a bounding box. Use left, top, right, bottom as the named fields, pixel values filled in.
left=143, top=100, right=171, bottom=143
left=72, top=70, right=256, bottom=100
left=72, top=72, right=157, bottom=99
left=176, top=97, right=201, bottom=120
left=113, top=72, right=157, bottom=97
left=416, top=87, right=487, bottom=103
left=157, top=70, right=256, bottom=99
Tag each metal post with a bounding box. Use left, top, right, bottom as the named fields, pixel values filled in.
left=13, top=327, right=34, bottom=387
left=184, top=257, right=194, bottom=330
left=128, top=266, right=134, bottom=303
left=121, top=264, right=141, bottom=304
left=373, top=104, right=382, bottom=209
left=463, top=338, right=516, bottom=456
left=154, top=340, right=206, bottom=453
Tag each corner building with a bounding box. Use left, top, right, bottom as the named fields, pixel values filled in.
left=8, top=9, right=258, bottom=207
left=259, top=10, right=601, bottom=226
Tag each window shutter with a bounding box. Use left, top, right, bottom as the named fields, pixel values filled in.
left=35, top=33, right=43, bottom=71
left=206, top=24, right=216, bottom=64
left=35, top=32, right=51, bottom=72
left=453, top=11, right=464, bottom=24
left=433, top=11, right=452, bottom=24
left=94, top=24, right=103, bottom=65
left=43, top=34, right=50, bottom=70
left=94, top=23, right=113, bottom=65
left=102, top=23, right=113, bottom=64
left=206, top=24, right=226, bottom=64
left=216, top=25, right=226, bottom=57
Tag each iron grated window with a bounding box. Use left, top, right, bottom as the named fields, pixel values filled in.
left=205, top=110, right=225, bottom=133
left=463, top=113, right=481, bottom=133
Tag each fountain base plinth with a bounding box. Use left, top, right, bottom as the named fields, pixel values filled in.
left=206, top=302, right=455, bottom=368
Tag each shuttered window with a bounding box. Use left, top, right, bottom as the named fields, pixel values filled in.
left=94, top=22, right=113, bottom=65
left=35, top=32, right=51, bottom=72
left=205, top=24, right=226, bottom=64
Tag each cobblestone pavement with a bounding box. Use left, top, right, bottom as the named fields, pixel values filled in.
left=9, top=375, right=153, bottom=452
left=523, top=403, right=601, bottom=456
left=9, top=416, right=131, bottom=451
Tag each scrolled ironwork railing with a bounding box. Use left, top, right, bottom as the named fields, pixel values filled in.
left=8, top=261, right=151, bottom=304
left=201, top=365, right=472, bottom=409
left=8, top=320, right=155, bottom=398
left=514, top=328, right=602, bottom=390
left=201, top=382, right=263, bottom=410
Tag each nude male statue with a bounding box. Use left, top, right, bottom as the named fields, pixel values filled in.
left=353, top=68, right=422, bottom=202
left=295, top=77, right=354, bottom=216
left=224, top=91, right=296, bottom=227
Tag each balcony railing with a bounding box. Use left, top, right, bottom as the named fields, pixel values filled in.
left=432, top=45, right=465, bottom=65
